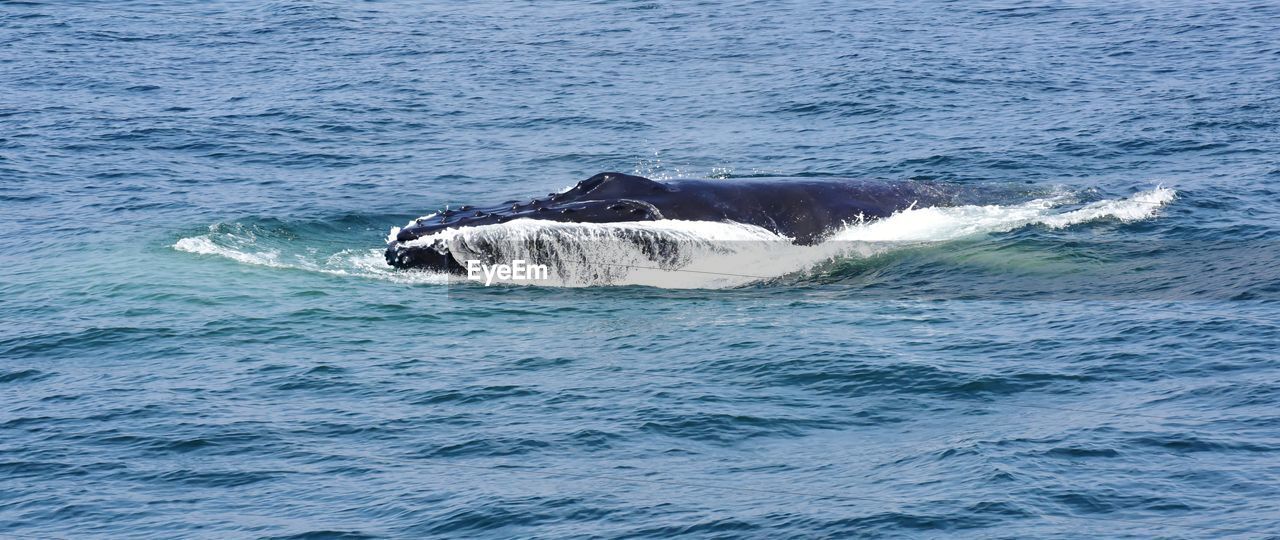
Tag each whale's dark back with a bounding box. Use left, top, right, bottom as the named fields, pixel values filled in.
left=394, top=172, right=960, bottom=245
left=640, top=176, right=957, bottom=243
left=386, top=172, right=968, bottom=270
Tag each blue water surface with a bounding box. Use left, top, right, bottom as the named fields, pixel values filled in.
left=2, top=1, right=1279, bottom=538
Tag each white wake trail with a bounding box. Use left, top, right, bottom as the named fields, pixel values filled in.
left=175, top=187, right=1175, bottom=289
left=402, top=187, right=1175, bottom=288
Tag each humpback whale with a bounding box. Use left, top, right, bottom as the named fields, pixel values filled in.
left=385, top=172, right=963, bottom=272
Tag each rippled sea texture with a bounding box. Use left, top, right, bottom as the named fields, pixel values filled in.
left=3, top=1, right=1280, bottom=538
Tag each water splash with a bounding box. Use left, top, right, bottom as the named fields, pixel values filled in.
left=175, top=187, right=1174, bottom=288
left=392, top=186, right=1176, bottom=288
left=173, top=223, right=450, bottom=285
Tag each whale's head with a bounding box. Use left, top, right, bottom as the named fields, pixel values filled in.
left=385, top=172, right=672, bottom=272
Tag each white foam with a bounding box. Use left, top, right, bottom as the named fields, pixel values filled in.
left=177, top=187, right=1175, bottom=289
left=832, top=186, right=1174, bottom=243
left=399, top=186, right=1175, bottom=288
left=174, top=225, right=451, bottom=285
left=174, top=233, right=286, bottom=268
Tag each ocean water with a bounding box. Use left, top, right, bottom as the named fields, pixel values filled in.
left=3, top=1, right=1279, bottom=538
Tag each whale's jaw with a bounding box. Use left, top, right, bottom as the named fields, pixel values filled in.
left=385, top=173, right=668, bottom=272
left=383, top=198, right=662, bottom=273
